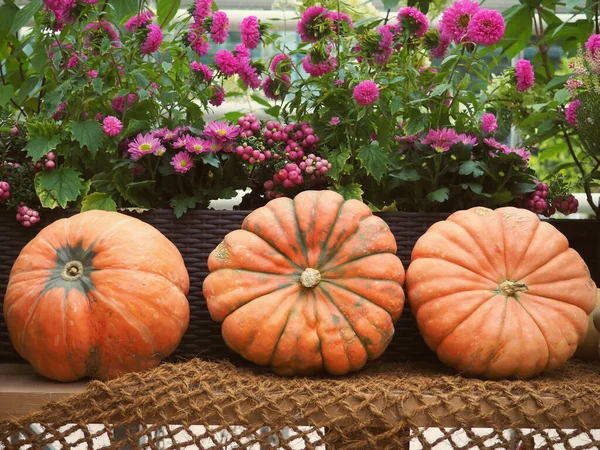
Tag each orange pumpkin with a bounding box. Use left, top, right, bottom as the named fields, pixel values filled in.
left=3, top=210, right=190, bottom=382
left=203, top=190, right=405, bottom=375
left=407, top=206, right=597, bottom=379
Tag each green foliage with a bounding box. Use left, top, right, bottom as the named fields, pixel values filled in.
left=35, top=167, right=86, bottom=209
left=81, top=192, right=117, bottom=212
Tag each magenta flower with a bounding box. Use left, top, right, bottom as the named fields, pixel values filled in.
left=482, top=113, right=498, bottom=134
left=422, top=128, right=459, bottom=152
left=171, top=152, right=194, bottom=173
left=204, top=121, right=239, bottom=141
left=240, top=16, right=261, bottom=49
left=353, top=80, right=379, bottom=106
left=210, top=11, right=229, bottom=44
left=237, top=59, right=262, bottom=89
left=397, top=7, right=429, bottom=38
left=585, top=34, right=600, bottom=58
left=234, top=44, right=251, bottom=59
left=207, top=138, right=223, bottom=152
left=262, top=74, right=291, bottom=100
left=297, top=6, right=330, bottom=42
left=84, top=20, right=121, bottom=48
left=209, top=85, right=225, bottom=106
left=86, top=70, right=98, bottom=79
left=302, top=55, right=336, bottom=77
left=430, top=34, right=451, bottom=59
left=515, top=59, right=534, bottom=91
left=174, top=135, right=190, bottom=149
left=566, top=77, right=584, bottom=95
left=566, top=100, right=581, bottom=127
left=270, top=53, right=291, bottom=72
left=467, top=9, right=505, bottom=46
left=193, top=0, right=212, bottom=23
left=111, top=93, right=138, bottom=113
left=102, top=116, right=123, bottom=136
left=214, top=49, right=238, bottom=76
left=328, top=11, right=353, bottom=32
left=124, top=10, right=154, bottom=32
left=141, top=24, right=163, bottom=54
left=186, top=137, right=210, bottom=154
left=330, top=117, right=341, bottom=126
left=188, top=23, right=210, bottom=57
left=439, top=0, right=480, bottom=43
left=457, top=133, right=478, bottom=146
left=190, top=61, right=213, bottom=82
left=128, top=133, right=162, bottom=160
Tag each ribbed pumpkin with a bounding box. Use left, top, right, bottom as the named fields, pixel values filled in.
left=407, top=206, right=597, bottom=379
left=3, top=210, right=190, bottom=382
left=203, top=190, right=405, bottom=375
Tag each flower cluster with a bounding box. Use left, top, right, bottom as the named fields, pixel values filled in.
left=438, top=0, right=505, bottom=47
left=515, top=181, right=579, bottom=216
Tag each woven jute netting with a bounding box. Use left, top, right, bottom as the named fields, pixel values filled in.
left=2, top=358, right=600, bottom=450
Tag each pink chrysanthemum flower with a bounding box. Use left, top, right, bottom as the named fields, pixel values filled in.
left=102, top=116, right=122, bottom=136
left=328, top=11, right=353, bottom=32
left=84, top=20, right=121, bottom=48
left=209, top=85, right=225, bottom=106
left=397, top=7, right=429, bottom=38
left=335, top=79, right=344, bottom=85
left=430, top=34, right=451, bottom=58
left=193, top=0, right=212, bottom=23
left=188, top=23, right=210, bottom=57
left=174, top=135, right=190, bottom=149
left=467, top=9, right=505, bottom=46
left=330, top=117, right=341, bottom=126
left=234, top=44, right=251, bottom=59
left=457, top=133, right=478, bottom=146
left=237, top=59, right=261, bottom=89
left=210, top=11, right=229, bottom=44
left=515, top=59, right=534, bottom=91
left=302, top=55, right=336, bottom=77
left=124, top=10, right=154, bottom=32
left=207, top=138, right=223, bottom=152
left=262, top=74, right=291, bottom=100
left=204, top=121, right=239, bottom=141
left=186, top=137, right=210, bottom=154
left=171, top=152, right=194, bottom=173
left=353, top=80, right=379, bottom=106
left=439, top=0, right=480, bottom=43
left=190, top=61, right=213, bottom=82
left=585, top=34, right=600, bottom=58
left=270, top=53, right=291, bottom=73
left=566, top=100, right=581, bottom=127
left=240, top=16, right=261, bottom=49
left=214, top=49, right=238, bottom=76
left=297, top=6, right=330, bottom=42
left=141, top=24, right=163, bottom=54
left=128, top=133, right=161, bottom=160
left=482, top=113, right=498, bottom=134
left=86, top=70, right=98, bottom=79
left=422, top=128, right=459, bottom=152
left=111, top=93, right=138, bottom=113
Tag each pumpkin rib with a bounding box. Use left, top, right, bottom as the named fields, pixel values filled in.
left=289, top=200, right=310, bottom=268
left=267, top=291, right=301, bottom=368
left=321, top=251, right=398, bottom=277
left=310, top=290, right=325, bottom=371
left=481, top=297, right=510, bottom=377
left=315, top=200, right=346, bottom=269
left=92, top=267, right=187, bottom=293
left=267, top=201, right=309, bottom=267
left=411, top=254, right=498, bottom=285
left=437, top=291, right=500, bottom=352
left=320, top=279, right=395, bottom=322
left=61, top=291, right=79, bottom=379
left=509, top=297, right=553, bottom=371
left=504, top=219, right=539, bottom=279
left=447, top=216, right=506, bottom=280
left=516, top=247, right=583, bottom=285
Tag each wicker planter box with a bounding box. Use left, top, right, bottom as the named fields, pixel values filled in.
left=0, top=209, right=598, bottom=365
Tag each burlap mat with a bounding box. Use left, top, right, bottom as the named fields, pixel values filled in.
left=2, top=358, right=600, bottom=449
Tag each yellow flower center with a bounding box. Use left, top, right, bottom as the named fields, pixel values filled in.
left=194, top=144, right=203, bottom=151
left=140, top=143, right=152, bottom=151
left=180, top=160, right=188, bottom=167
left=218, top=129, right=226, bottom=135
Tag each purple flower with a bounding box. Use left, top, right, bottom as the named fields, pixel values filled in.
left=102, top=116, right=123, bottom=136
left=585, top=34, right=600, bottom=59
left=128, top=133, right=162, bottom=160
left=302, top=55, right=336, bottom=77
left=124, top=10, right=154, bottom=32
left=330, top=117, right=340, bottom=126
left=141, top=24, right=163, bottom=54
left=457, top=133, right=478, bottom=146
left=186, top=137, right=211, bottom=154
left=262, top=74, right=291, bottom=100
left=214, top=49, right=238, bottom=76
left=237, top=59, right=261, bottom=89
left=297, top=6, right=330, bottom=42
left=84, top=20, right=121, bottom=48
left=467, top=9, right=505, bottom=46
left=422, top=128, right=459, bottom=152
left=439, top=0, right=480, bottom=43
left=235, top=44, right=251, bottom=59
left=327, top=11, right=353, bottom=32
left=111, top=93, right=138, bottom=113
left=188, top=23, right=210, bottom=57
left=206, top=138, right=223, bottom=152
left=209, top=85, right=225, bottom=106
left=482, top=113, right=498, bottom=134
left=190, top=61, right=213, bottom=82
left=270, top=53, right=291, bottom=72
left=86, top=69, right=98, bottom=79
left=566, top=100, right=581, bottom=127
left=193, top=0, right=212, bottom=23
left=515, top=59, right=535, bottom=91
left=171, top=152, right=194, bottom=173
left=240, top=16, right=261, bottom=49
left=430, top=34, right=451, bottom=59
left=210, top=11, right=229, bottom=44
left=397, top=7, right=429, bottom=38
left=353, top=80, right=379, bottom=106
left=204, top=121, right=239, bottom=141
left=174, top=135, right=190, bottom=149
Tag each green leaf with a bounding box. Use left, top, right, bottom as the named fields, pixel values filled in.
left=332, top=183, right=363, bottom=201
left=170, top=195, right=196, bottom=218
left=132, top=71, right=150, bottom=89
left=457, top=73, right=471, bottom=91
left=0, top=85, right=13, bottom=107
left=81, top=192, right=117, bottom=212
left=426, top=187, right=449, bottom=203
left=430, top=83, right=452, bottom=97
left=0, top=3, right=19, bottom=36
left=158, top=0, right=181, bottom=28
left=391, top=97, right=403, bottom=115
left=35, top=168, right=86, bottom=209
left=460, top=182, right=483, bottom=194
left=9, top=0, right=42, bottom=34
left=251, top=94, right=271, bottom=108
left=264, top=105, right=281, bottom=118
left=357, top=144, right=389, bottom=183
left=70, top=120, right=104, bottom=156
left=554, top=88, right=570, bottom=104
left=327, top=148, right=351, bottom=179
left=382, top=0, right=400, bottom=10
left=389, top=167, right=420, bottom=181
left=92, top=78, right=104, bottom=94
left=24, top=135, right=61, bottom=162
left=459, top=160, right=485, bottom=177
left=201, top=152, right=220, bottom=168
left=224, top=111, right=245, bottom=122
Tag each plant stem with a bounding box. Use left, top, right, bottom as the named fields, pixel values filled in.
left=535, top=7, right=552, bottom=81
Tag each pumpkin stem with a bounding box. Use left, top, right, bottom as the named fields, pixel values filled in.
left=499, top=280, right=528, bottom=297
left=61, top=261, right=84, bottom=282
left=300, top=268, right=321, bottom=288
